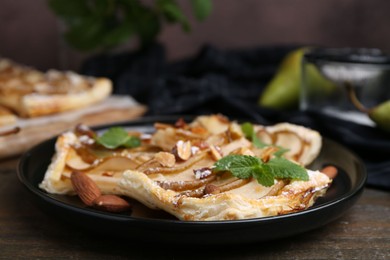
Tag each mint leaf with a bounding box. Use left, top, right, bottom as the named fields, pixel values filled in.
left=252, top=166, right=275, bottom=187
left=252, top=135, right=268, bottom=148
left=96, top=127, right=129, bottom=149
left=213, top=154, right=308, bottom=187
left=214, top=155, right=261, bottom=179
left=241, top=122, right=254, bottom=139
left=123, top=136, right=141, bottom=148
left=96, top=127, right=141, bottom=149
left=241, top=122, right=268, bottom=148
left=241, top=122, right=291, bottom=155
left=264, top=157, right=308, bottom=181
left=273, top=147, right=289, bottom=157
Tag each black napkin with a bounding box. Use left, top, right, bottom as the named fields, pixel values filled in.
left=81, top=43, right=390, bottom=190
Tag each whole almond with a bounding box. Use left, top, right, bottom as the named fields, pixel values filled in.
left=204, top=184, right=221, bottom=195
left=321, top=165, right=338, bottom=179
left=70, top=171, right=101, bottom=206
left=93, top=195, right=132, bottom=213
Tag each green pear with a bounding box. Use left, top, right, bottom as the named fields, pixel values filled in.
left=367, top=101, right=390, bottom=132
left=346, top=83, right=390, bottom=132
left=258, top=48, right=335, bottom=109
left=258, top=48, right=303, bottom=109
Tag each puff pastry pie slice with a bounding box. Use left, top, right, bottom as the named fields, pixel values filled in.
left=0, top=58, right=112, bottom=117
left=0, top=105, right=17, bottom=127
left=39, top=115, right=331, bottom=221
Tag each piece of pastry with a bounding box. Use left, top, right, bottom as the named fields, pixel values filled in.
left=0, top=58, right=112, bottom=117
left=39, top=115, right=331, bottom=220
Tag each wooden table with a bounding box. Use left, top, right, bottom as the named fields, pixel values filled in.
left=1, top=157, right=389, bottom=259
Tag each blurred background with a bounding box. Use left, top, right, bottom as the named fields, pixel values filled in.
left=1, top=0, right=390, bottom=71
left=0, top=0, right=389, bottom=190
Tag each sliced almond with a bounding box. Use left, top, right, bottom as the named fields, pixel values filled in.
left=154, top=152, right=176, bottom=167
left=238, top=147, right=255, bottom=156
left=227, top=122, right=243, bottom=140
left=70, top=171, right=101, bottom=206
left=172, top=140, right=192, bottom=161
left=209, top=145, right=223, bottom=161
left=93, top=194, right=132, bottom=213
left=230, top=147, right=255, bottom=156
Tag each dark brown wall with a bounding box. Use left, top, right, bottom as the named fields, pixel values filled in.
left=1, top=0, right=390, bottom=71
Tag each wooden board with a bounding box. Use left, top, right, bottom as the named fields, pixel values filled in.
left=0, top=96, right=146, bottom=159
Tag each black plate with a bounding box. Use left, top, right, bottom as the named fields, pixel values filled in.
left=17, top=116, right=367, bottom=245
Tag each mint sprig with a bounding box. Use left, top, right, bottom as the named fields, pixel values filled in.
left=213, top=154, right=308, bottom=187
left=95, top=127, right=141, bottom=149
left=241, top=122, right=289, bottom=157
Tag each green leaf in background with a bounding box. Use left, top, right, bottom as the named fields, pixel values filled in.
left=133, top=6, right=161, bottom=47
left=92, top=0, right=115, bottom=16
left=96, top=127, right=141, bottom=149
left=158, top=0, right=191, bottom=32
left=120, top=0, right=161, bottom=47
left=47, top=0, right=90, bottom=20
left=191, top=0, right=212, bottom=21
left=47, top=0, right=213, bottom=52
left=64, top=16, right=107, bottom=51
left=100, top=18, right=135, bottom=48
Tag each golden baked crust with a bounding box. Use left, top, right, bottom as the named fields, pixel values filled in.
left=0, top=105, right=17, bottom=127
left=39, top=115, right=331, bottom=221
left=0, top=58, right=112, bottom=117
left=119, top=169, right=330, bottom=220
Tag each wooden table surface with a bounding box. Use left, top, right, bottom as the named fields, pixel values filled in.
left=1, top=156, right=389, bottom=259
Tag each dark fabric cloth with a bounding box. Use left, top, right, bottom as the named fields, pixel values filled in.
left=81, top=43, right=390, bottom=190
